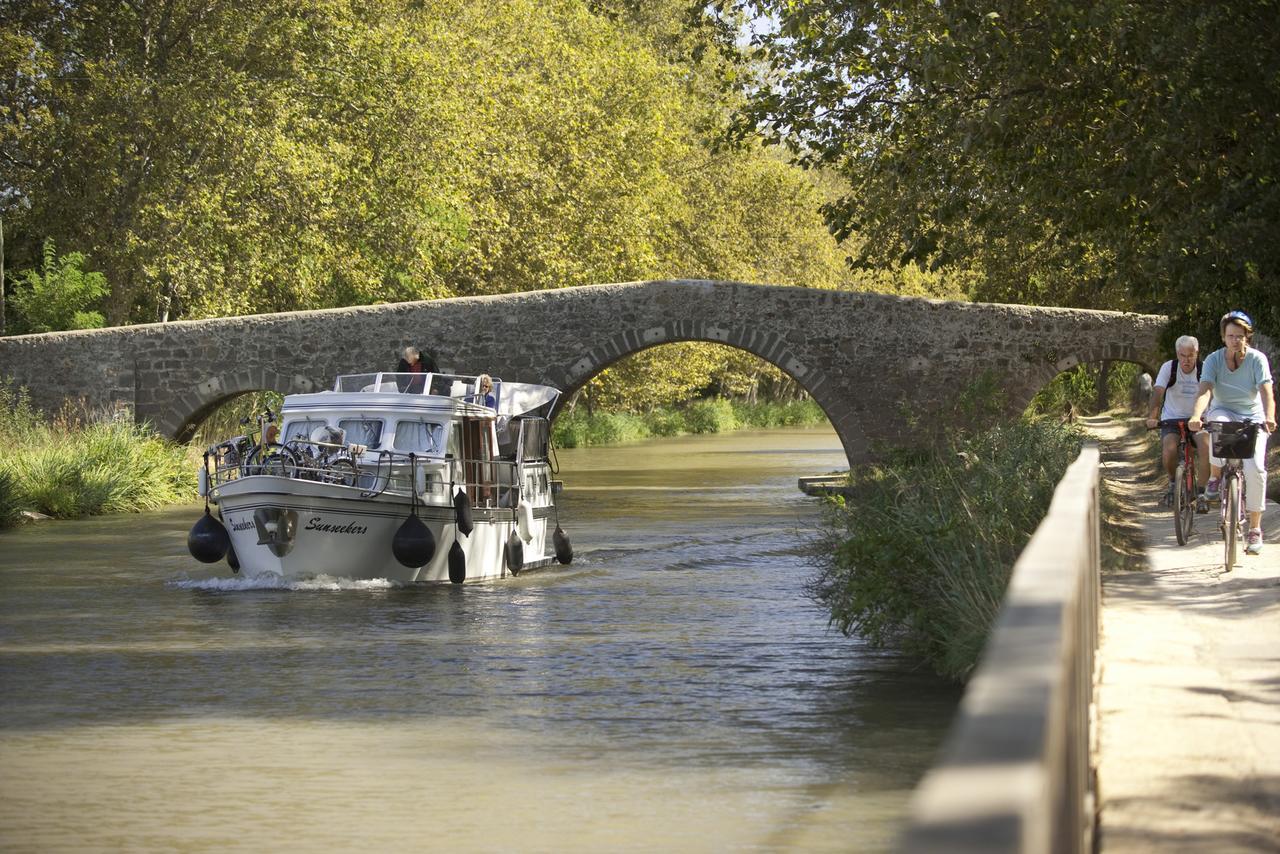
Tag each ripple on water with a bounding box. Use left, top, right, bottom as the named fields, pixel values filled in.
left=166, top=573, right=408, bottom=592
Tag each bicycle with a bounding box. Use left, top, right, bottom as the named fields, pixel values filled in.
left=1156, top=418, right=1199, bottom=545
left=239, top=410, right=299, bottom=478
left=209, top=409, right=285, bottom=479
left=1205, top=420, right=1259, bottom=572
left=285, top=427, right=362, bottom=486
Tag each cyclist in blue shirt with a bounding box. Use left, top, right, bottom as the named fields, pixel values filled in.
left=1188, top=310, right=1277, bottom=555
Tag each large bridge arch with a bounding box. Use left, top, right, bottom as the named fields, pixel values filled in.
left=0, top=280, right=1167, bottom=463
left=547, top=322, right=867, bottom=459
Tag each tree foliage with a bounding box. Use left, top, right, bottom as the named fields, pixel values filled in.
left=0, top=0, right=865, bottom=322
left=0, top=0, right=965, bottom=407
left=8, top=240, right=107, bottom=333
left=711, top=0, right=1280, bottom=344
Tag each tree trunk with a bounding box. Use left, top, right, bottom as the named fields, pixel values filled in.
left=1095, top=361, right=1112, bottom=412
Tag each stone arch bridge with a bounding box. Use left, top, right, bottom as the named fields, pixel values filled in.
left=0, top=280, right=1166, bottom=462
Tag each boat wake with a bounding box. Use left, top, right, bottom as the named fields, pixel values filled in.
left=168, top=574, right=408, bottom=592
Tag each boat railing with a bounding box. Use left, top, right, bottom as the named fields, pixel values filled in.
left=204, top=440, right=527, bottom=508
left=332, top=372, right=500, bottom=405
left=375, top=452, right=526, bottom=509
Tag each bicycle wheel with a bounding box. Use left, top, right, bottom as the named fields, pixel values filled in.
left=1181, top=460, right=1197, bottom=538
left=241, top=443, right=266, bottom=476
left=252, top=446, right=299, bottom=479
left=321, top=458, right=358, bottom=486
left=1173, top=462, right=1191, bottom=545
left=1223, top=473, right=1240, bottom=572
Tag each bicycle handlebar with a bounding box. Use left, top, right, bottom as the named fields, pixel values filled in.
left=1203, top=419, right=1259, bottom=429
left=1150, top=418, right=1197, bottom=431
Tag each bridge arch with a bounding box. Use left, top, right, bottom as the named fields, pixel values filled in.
left=1004, top=340, right=1158, bottom=416
left=167, top=369, right=322, bottom=443
left=547, top=322, right=866, bottom=458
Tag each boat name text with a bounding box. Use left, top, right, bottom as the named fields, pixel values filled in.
left=229, top=518, right=255, bottom=532
left=305, top=517, right=368, bottom=535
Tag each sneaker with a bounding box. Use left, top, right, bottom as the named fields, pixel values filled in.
left=1205, top=478, right=1221, bottom=501
left=1161, top=482, right=1175, bottom=506
left=1245, top=529, right=1263, bottom=555
left=1196, top=492, right=1209, bottom=514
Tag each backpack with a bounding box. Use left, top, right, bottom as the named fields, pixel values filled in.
left=1165, top=359, right=1202, bottom=388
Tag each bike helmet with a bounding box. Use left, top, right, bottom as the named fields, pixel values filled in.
left=1220, top=309, right=1254, bottom=334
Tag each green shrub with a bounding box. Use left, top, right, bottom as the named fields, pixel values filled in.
left=1027, top=362, right=1142, bottom=417
left=647, top=408, right=687, bottom=436
left=551, top=397, right=827, bottom=447
left=5, top=419, right=194, bottom=518
left=0, top=379, right=195, bottom=521
left=0, top=381, right=46, bottom=444
left=551, top=409, right=650, bottom=448
left=684, top=398, right=738, bottom=433
left=733, top=399, right=825, bottom=428
left=7, top=239, right=108, bottom=333
left=809, top=417, right=1085, bottom=682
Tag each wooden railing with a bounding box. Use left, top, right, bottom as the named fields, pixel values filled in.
left=900, top=444, right=1101, bottom=853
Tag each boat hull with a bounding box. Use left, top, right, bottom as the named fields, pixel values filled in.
left=210, top=476, right=554, bottom=583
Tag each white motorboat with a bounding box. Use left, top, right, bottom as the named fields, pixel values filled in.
left=187, top=371, right=572, bottom=582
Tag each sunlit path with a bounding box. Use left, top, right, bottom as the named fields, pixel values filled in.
left=1095, top=421, right=1280, bottom=851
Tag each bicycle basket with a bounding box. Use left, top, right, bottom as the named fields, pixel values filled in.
left=1211, top=422, right=1259, bottom=459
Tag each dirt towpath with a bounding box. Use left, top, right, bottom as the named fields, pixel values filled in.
left=1087, top=415, right=1280, bottom=852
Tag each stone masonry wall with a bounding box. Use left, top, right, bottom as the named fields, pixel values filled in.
left=0, top=280, right=1167, bottom=462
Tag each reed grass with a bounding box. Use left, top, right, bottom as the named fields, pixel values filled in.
left=808, top=417, right=1085, bottom=682
left=552, top=398, right=824, bottom=448
left=0, top=469, right=20, bottom=528
left=0, top=380, right=196, bottom=526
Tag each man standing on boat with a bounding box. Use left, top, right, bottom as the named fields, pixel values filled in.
left=395, top=346, right=428, bottom=393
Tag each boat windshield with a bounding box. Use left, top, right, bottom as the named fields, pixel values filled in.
left=327, top=373, right=557, bottom=419
left=332, top=372, right=493, bottom=398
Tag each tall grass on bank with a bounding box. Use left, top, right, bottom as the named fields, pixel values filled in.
left=0, top=469, right=20, bottom=529
left=0, top=381, right=195, bottom=527
left=808, top=418, right=1085, bottom=682
left=552, top=398, right=825, bottom=448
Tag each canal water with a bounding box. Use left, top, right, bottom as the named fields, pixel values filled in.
left=0, top=427, right=959, bottom=852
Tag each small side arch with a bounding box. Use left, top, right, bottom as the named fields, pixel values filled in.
left=1006, top=341, right=1160, bottom=417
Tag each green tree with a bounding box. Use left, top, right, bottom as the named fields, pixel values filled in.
left=710, top=0, right=1280, bottom=342
left=9, top=240, right=107, bottom=333
left=1, top=0, right=473, bottom=323
left=2, top=0, right=898, bottom=408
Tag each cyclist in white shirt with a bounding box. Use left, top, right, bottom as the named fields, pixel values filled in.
left=1145, top=335, right=1211, bottom=510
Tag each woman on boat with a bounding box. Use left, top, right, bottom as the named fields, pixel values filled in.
left=1188, top=310, right=1277, bottom=555
left=476, top=374, right=496, bottom=408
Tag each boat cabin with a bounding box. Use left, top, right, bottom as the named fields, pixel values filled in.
left=267, top=372, right=558, bottom=507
